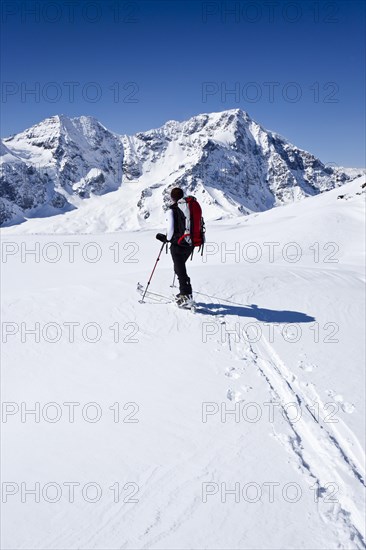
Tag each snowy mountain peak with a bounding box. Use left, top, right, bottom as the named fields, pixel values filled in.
left=1, top=113, right=124, bottom=225
left=1, top=110, right=361, bottom=229
left=4, top=114, right=115, bottom=154
left=158, top=108, right=250, bottom=138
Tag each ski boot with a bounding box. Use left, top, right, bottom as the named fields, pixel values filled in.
left=175, top=293, right=193, bottom=308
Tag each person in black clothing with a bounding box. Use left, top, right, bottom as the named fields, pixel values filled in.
left=156, top=188, right=193, bottom=305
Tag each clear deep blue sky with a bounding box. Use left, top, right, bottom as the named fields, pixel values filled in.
left=1, top=0, right=365, bottom=166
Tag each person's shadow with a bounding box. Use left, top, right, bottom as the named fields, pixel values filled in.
left=195, top=301, right=315, bottom=323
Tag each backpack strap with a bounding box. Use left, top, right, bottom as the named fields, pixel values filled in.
left=177, top=233, right=191, bottom=245
left=170, top=203, right=186, bottom=244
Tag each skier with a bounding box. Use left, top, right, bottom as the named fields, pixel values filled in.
left=156, top=187, right=193, bottom=306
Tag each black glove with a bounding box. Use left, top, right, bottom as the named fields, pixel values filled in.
left=156, top=233, right=167, bottom=243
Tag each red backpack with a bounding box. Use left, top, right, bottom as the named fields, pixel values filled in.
left=177, top=196, right=206, bottom=255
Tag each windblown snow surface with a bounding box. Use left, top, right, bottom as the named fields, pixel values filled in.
left=1, top=176, right=365, bottom=549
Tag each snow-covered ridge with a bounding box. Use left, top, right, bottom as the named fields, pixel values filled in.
left=0, top=109, right=362, bottom=230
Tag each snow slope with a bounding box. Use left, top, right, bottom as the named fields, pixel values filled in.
left=1, top=176, right=365, bottom=549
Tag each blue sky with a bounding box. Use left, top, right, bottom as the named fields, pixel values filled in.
left=1, top=0, right=365, bottom=166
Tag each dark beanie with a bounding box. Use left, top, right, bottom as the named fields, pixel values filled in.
left=170, top=188, right=184, bottom=202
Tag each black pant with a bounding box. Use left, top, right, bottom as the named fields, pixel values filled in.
left=170, top=244, right=193, bottom=295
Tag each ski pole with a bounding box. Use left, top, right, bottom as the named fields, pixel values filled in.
left=170, top=274, right=176, bottom=288
left=139, top=242, right=165, bottom=303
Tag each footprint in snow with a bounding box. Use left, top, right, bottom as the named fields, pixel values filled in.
left=225, top=367, right=241, bottom=379
left=341, top=402, right=355, bottom=414
left=227, top=389, right=242, bottom=402
left=325, top=390, right=355, bottom=414
left=298, top=360, right=317, bottom=372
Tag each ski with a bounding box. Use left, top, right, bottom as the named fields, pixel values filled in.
left=174, top=301, right=224, bottom=316
left=137, top=282, right=172, bottom=303
left=137, top=283, right=224, bottom=316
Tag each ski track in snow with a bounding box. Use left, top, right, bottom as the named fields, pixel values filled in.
left=205, top=289, right=366, bottom=548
